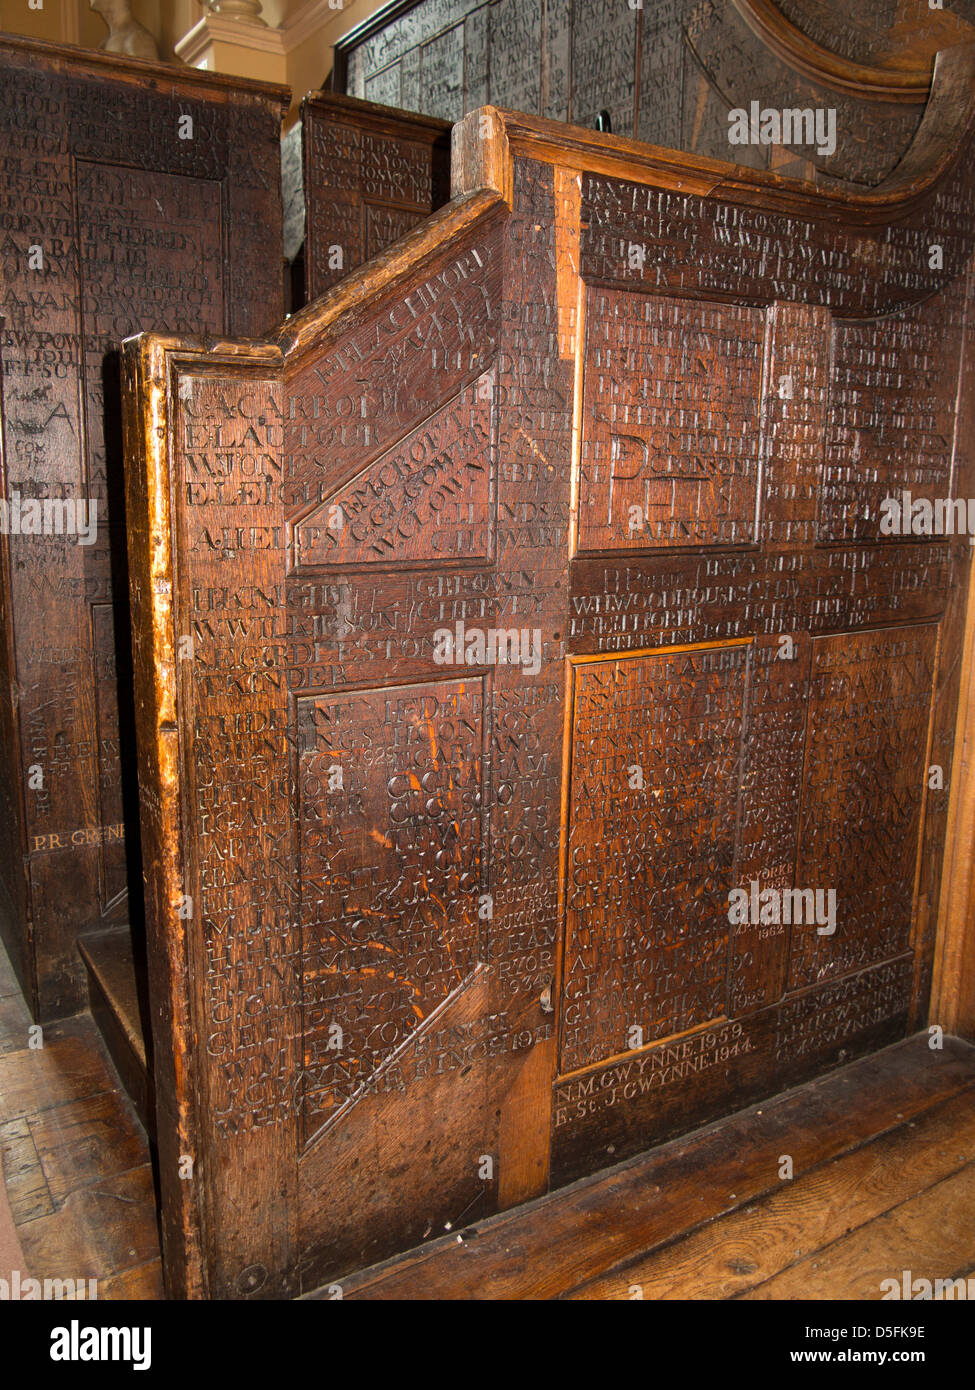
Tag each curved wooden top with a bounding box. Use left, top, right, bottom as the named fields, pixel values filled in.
left=730, top=0, right=932, bottom=102
left=448, top=43, right=975, bottom=319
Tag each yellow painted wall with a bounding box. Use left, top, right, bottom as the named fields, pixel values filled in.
left=0, top=0, right=73, bottom=44
left=156, top=1, right=200, bottom=61
left=289, top=0, right=382, bottom=101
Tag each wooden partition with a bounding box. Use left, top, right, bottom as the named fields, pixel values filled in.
left=282, top=90, right=450, bottom=305
left=0, top=37, right=288, bottom=1021
left=122, top=44, right=975, bottom=1297
left=334, top=0, right=972, bottom=186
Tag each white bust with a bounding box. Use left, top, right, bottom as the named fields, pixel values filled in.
left=89, top=0, right=159, bottom=60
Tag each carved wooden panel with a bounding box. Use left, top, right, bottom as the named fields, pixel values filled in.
left=777, top=0, right=975, bottom=67
left=0, top=36, right=286, bottom=1020
left=547, top=51, right=975, bottom=1171
left=298, top=675, right=486, bottom=1140
left=123, top=55, right=975, bottom=1295
left=578, top=292, right=768, bottom=552
left=338, top=0, right=974, bottom=187
left=788, top=625, right=938, bottom=989
left=562, top=644, right=748, bottom=1074
left=283, top=91, right=450, bottom=305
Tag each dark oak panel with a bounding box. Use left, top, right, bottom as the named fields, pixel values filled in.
left=578, top=292, right=768, bottom=552
left=123, top=55, right=975, bottom=1295
left=299, top=675, right=487, bottom=1140
left=283, top=91, right=450, bottom=304
left=0, top=37, right=287, bottom=1021
left=336, top=0, right=974, bottom=186
left=316, top=1034, right=975, bottom=1300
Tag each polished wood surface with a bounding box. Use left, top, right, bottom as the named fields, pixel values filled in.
left=121, top=45, right=975, bottom=1295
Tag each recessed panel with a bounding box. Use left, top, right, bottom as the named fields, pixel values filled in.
left=578, top=290, right=768, bottom=553
left=294, top=369, right=496, bottom=568
left=817, top=291, right=965, bottom=543
left=788, top=624, right=938, bottom=989
left=299, top=677, right=485, bottom=1138
left=561, top=644, right=747, bottom=1074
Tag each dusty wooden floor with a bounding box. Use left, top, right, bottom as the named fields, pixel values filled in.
left=0, top=943, right=163, bottom=1298
left=2, top=938, right=973, bottom=1300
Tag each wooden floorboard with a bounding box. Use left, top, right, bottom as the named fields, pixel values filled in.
left=565, top=1088, right=975, bottom=1299
left=740, top=1164, right=975, bottom=1300
left=0, top=942, right=162, bottom=1299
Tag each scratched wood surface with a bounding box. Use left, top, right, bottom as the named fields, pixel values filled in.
left=316, top=1033, right=975, bottom=1300
left=122, top=40, right=975, bottom=1295
left=335, top=0, right=975, bottom=186
left=283, top=91, right=451, bottom=305
left=0, top=36, right=288, bottom=1022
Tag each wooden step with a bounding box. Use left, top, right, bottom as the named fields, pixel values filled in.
left=572, top=1088, right=975, bottom=1299
left=78, top=927, right=153, bottom=1136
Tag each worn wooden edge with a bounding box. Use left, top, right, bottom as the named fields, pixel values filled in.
left=274, top=188, right=506, bottom=362
left=730, top=0, right=933, bottom=100
left=0, top=313, right=38, bottom=1019
left=453, top=42, right=975, bottom=225
left=120, top=330, right=280, bottom=1298
left=452, top=107, right=514, bottom=209
left=300, top=87, right=452, bottom=138
left=930, top=259, right=975, bottom=1042
left=120, top=332, right=197, bottom=1298
left=932, top=549, right=975, bottom=1039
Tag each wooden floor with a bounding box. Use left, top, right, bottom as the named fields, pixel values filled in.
left=0, top=943, right=163, bottom=1298
left=2, top=938, right=974, bottom=1300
